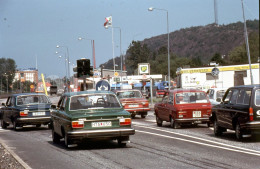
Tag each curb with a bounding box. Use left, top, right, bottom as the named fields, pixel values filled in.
left=0, top=138, right=32, bottom=169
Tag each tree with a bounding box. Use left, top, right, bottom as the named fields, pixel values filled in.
left=0, top=58, right=17, bottom=93
left=210, top=53, right=225, bottom=65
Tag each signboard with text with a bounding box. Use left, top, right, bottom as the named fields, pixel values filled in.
left=138, top=63, right=150, bottom=75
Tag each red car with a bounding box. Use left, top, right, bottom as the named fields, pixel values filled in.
left=115, top=89, right=150, bottom=118
left=154, top=89, right=212, bottom=128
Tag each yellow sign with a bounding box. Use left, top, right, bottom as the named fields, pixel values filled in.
left=114, top=72, right=119, bottom=77
left=41, top=74, right=48, bottom=96
left=30, top=85, right=34, bottom=89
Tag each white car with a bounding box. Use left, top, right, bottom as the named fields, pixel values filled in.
left=206, top=88, right=227, bottom=106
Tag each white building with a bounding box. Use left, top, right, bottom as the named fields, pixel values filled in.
left=176, top=63, right=259, bottom=90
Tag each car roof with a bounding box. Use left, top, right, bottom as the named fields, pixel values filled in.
left=229, top=84, right=260, bottom=89
left=11, top=93, right=47, bottom=97
left=169, top=88, right=204, bottom=94
left=63, top=90, right=115, bottom=97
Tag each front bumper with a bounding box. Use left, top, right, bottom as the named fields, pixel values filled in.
left=175, top=118, right=210, bottom=124
left=16, top=117, right=51, bottom=124
left=67, top=128, right=135, bottom=140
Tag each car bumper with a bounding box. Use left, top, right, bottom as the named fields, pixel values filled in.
left=67, top=128, right=135, bottom=140
left=16, top=117, right=51, bottom=124
left=242, top=121, right=260, bottom=132
left=175, top=118, right=210, bottom=124
left=125, top=108, right=150, bottom=112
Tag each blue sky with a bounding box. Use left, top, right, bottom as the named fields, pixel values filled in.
left=0, top=0, right=259, bottom=78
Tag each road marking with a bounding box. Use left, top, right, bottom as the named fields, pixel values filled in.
left=133, top=123, right=260, bottom=155
left=135, top=129, right=260, bottom=157
left=145, top=119, right=156, bottom=122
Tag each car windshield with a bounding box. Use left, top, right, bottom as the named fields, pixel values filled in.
left=255, top=89, right=260, bottom=106
left=216, top=90, right=226, bottom=98
left=175, top=92, right=208, bottom=104
left=116, top=90, right=142, bottom=99
left=70, top=93, right=121, bottom=110
left=16, top=95, right=50, bottom=105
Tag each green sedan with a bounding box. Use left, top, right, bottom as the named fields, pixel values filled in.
left=51, top=90, right=135, bottom=148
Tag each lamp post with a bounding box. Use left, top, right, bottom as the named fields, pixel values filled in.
left=3, top=73, right=8, bottom=93
left=78, top=37, right=95, bottom=86
left=112, top=27, right=122, bottom=81
left=148, top=7, right=171, bottom=90
left=56, top=51, right=68, bottom=90
left=56, top=45, right=71, bottom=92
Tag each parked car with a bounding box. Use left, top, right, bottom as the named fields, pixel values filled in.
left=211, top=85, right=260, bottom=140
left=154, top=89, right=212, bottom=128
left=206, top=88, right=227, bottom=106
left=51, top=90, right=135, bottom=148
left=0, top=93, right=52, bottom=130
left=114, top=89, right=150, bottom=118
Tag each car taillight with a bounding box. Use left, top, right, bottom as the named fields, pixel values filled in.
left=142, top=102, right=149, bottom=106
left=121, top=102, right=126, bottom=106
left=249, top=107, right=254, bottom=121
left=119, top=118, right=131, bottom=126
left=178, top=111, right=187, bottom=118
left=72, top=121, right=84, bottom=128
left=20, top=111, right=28, bottom=116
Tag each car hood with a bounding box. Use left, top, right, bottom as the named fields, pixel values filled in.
left=17, top=104, right=51, bottom=110
left=68, top=108, right=131, bottom=119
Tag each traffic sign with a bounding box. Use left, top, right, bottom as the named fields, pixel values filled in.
left=211, top=67, right=219, bottom=76
left=96, top=80, right=110, bottom=91
left=114, top=72, right=119, bottom=77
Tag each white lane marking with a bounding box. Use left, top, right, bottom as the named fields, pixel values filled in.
left=136, top=130, right=260, bottom=157
left=133, top=123, right=260, bottom=154
left=145, top=120, right=156, bottom=122
left=209, top=127, right=235, bottom=133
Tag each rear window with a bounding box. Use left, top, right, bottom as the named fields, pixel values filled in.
left=175, top=92, right=208, bottom=104
left=16, top=95, right=50, bottom=105
left=255, top=89, right=260, bottom=106
left=116, top=90, right=142, bottom=99
left=237, top=89, right=251, bottom=105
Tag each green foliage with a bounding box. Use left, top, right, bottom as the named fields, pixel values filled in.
left=210, top=53, right=225, bottom=65
left=0, top=58, right=17, bottom=93
left=12, top=80, right=36, bottom=93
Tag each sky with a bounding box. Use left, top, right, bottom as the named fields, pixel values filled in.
left=0, top=0, right=259, bottom=78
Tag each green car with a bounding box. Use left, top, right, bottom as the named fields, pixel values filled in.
left=51, top=90, right=135, bottom=148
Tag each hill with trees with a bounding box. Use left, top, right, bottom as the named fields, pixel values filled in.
left=100, top=20, right=259, bottom=78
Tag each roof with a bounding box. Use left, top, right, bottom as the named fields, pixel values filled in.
left=11, top=93, right=47, bottom=97
left=63, top=90, right=115, bottom=97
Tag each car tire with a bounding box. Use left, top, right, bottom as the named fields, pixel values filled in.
left=207, top=122, right=211, bottom=128
left=118, top=140, right=127, bottom=147
left=235, top=122, right=243, bottom=140
left=1, top=119, right=8, bottom=129
left=141, top=114, right=146, bottom=118
left=36, top=124, right=41, bottom=128
left=131, top=114, right=136, bottom=119
left=64, top=134, right=72, bottom=148
left=170, top=117, right=178, bottom=129
left=52, top=129, right=60, bottom=144
left=213, top=119, right=223, bottom=136
left=13, top=120, right=19, bottom=131
left=156, top=115, right=163, bottom=127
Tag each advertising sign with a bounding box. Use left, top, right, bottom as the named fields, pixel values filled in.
left=138, top=63, right=150, bottom=75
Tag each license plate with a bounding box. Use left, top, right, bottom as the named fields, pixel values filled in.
left=193, top=111, right=201, bottom=117
left=128, top=105, right=139, bottom=108
left=32, top=112, right=45, bottom=116
left=194, top=121, right=202, bottom=124
left=92, top=121, right=112, bottom=128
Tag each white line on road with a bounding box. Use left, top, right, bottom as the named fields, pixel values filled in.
left=135, top=129, right=260, bottom=157
left=133, top=123, right=260, bottom=154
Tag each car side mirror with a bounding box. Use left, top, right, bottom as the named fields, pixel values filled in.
left=51, top=105, right=56, bottom=109
left=216, top=98, right=222, bottom=102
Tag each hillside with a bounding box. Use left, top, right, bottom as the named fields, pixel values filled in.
left=142, top=20, right=259, bottom=61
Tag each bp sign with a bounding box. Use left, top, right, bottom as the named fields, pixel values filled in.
left=211, top=67, right=219, bottom=76
left=96, top=80, right=110, bottom=91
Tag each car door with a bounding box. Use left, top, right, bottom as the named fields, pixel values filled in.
left=3, top=97, right=15, bottom=124
left=220, top=89, right=239, bottom=129
left=53, top=96, right=67, bottom=136
left=157, top=95, right=169, bottom=121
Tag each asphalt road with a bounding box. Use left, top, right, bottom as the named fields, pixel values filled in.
left=1, top=110, right=260, bottom=169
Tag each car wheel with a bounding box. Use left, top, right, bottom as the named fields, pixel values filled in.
left=1, top=119, right=8, bottom=129
left=13, top=120, right=19, bottom=131
left=52, top=129, right=60, bottom=144
left=207, top=122, right=211, bottom=128
left=170, top=117, right=178, bottom=129
left=213, top=119, right=223, bottom=136
left=64, top=134, right=72, bottom=148
left=235, top=122, right=243, bottom=140
left=118, top=140, right=127, bottom=147
left=141, top=114, right=146, bottom=118
left=131, top=114, right=136, bottom=119
left=36, top=124, right=41, bottom=128
left=156, top=115, right=163, bottom=127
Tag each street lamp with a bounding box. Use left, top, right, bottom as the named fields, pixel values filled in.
left=112, top=27, right=122, bottom=80
left=56, top=51, right=68, bottom=90
left=148, top=7, right=171, bottom=90
left=56, top=45, right=71, bottom=92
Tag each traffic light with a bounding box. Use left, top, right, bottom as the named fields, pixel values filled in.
left=76, top=59, right=93, bottom=78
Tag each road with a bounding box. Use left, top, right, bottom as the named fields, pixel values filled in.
left=1, top=106, right=260, bottom=169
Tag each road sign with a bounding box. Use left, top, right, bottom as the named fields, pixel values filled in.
left=96, top=80, right=110, bottom=91
left=211, top=67, right=219, bottom=76
left=114, top=72, right=119, bottom=77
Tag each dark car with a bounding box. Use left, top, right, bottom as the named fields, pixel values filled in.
left=211, top=85, right=260, bottom=140
left=154, top=89, right=212, bottom=128
left=114, top=89, right=150, bottom=118
left=0, top=93, right=52, bottom=130
left=51, top=90, right=135, bottom=148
